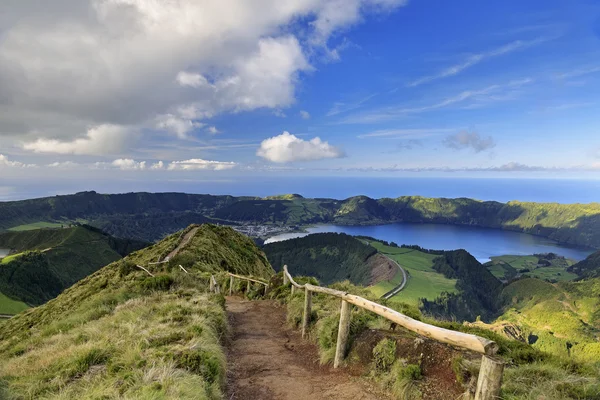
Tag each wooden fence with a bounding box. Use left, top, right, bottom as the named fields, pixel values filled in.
left=282, top=265, right=504, bottom=400
left=209, top=266, right=504, bottom=400
left=210, top=272, right=269, bottom=296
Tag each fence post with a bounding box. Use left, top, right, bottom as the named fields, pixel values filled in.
left=247, top=280, right=251, bottom=293
left=229, top=276, right=234, bottom=296
left=209, top=275, right=215, bottom=293
left=291, top=285, right=295, bottom=296
left=475, top=355, right=504, bottom=400
left=214, top=277, right=221, bottom=294
left=283, top=266, right=289, bottom=285
left=302, top=287, right=312, bottom=338
left=333, top=300, right=352, bottom=368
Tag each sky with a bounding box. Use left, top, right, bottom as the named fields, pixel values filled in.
left=1, top=0, right=600, bottom=200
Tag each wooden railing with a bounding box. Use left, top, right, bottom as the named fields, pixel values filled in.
left=283, top=265, right=504, bottom=400
left=209, top=272, right=269, bottom=296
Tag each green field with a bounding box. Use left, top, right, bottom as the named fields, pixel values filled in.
left=0, top=292, right=29, bottom=315
left=366, top=241, right=457, bottom=306
left=7, top=222, right=64, bottom=231
left=487, top=255, right=578, bottom=282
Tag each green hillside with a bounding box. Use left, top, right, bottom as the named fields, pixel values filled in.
left=0, top=226, right=148, bottom=314
left=365, top=241, right=457, bottom=306
left=2, top=191, right=600, bottom=248
left=263, top=233, right=381, bottom=285
left=486, top=254, right=577, bottom=282
left=567, top=249, right=600, bottom=278
left=0, top=224, right=273, bottom=399
left=488, top=277, right=600, bottom=364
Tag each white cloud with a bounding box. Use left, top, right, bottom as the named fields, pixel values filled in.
left=0, top=154, right=36, bottom=168
left=151, top=161, right=165, bottom=170
left=0, top=0, right=406, bottom=150
left=112, top=159, right=147, bottom=170
left=176, top=72, right=209, bottom=88
left=408, top=37, right=550, bottom=87
left=207, top=126, right=220, bottom=135
left=156, top=115, right=203, bottom=139
left=257, top=131, right=344, bottom=163
left=358, top=128, right=455, bottom=139
left=167, top=159, right=237, bottom=171
left=443, top=131, right=496, bottom=153
left=47, top=161, right=79, bottom=168
left=339, top=78, right=534, bottom=124
left=22, top=124, right=132, bottom=155
left=299, top=110, right=311, bottom=119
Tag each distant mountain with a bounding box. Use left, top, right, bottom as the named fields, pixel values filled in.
left=0, top=225, right=148, bottom=312
left=2, top=191, right=600, bottom=248
left=567, top=250, right=600, bottom=278
left=263, top=233, right=396, bottom=286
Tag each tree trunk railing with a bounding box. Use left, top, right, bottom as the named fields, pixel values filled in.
left=283, top=265, right=504, bottom=400
left=209, top=272, right=268, bottom=296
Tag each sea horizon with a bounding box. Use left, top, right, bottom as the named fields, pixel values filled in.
left=4, top=176, right=600, bottom=204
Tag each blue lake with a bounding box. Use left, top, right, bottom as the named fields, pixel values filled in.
left=265, top=223, right=594, bottom=262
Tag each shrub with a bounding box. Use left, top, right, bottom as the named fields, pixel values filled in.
left=140, top=275, right=174, bottom=291
left=399, top=364, right=422, bottom=381
left=373, top=338, right=397, bottom=372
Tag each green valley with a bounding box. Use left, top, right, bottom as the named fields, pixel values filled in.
left=0, top=226, right=148, bottom=314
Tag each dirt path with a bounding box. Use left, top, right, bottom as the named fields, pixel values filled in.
left=164, top=227, right=199, bottom=261
left=226, top=297, right=387, bottom=400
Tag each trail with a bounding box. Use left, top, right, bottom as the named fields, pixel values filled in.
left=226, top=297, right=387, bottom=400
left=164, top=227, right=199, bottom=261
left=381, top=254, right=408, bottom=300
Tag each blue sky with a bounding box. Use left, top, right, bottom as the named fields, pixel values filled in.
left=1, top=0, right=600, bottom=199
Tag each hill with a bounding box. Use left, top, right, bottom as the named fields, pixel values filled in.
left=263, top=233, right=396, bottom=286
left=469, top=277, right=600, bottom=364
left=0, top=224, right=273, bottom=399
left=485, top=253, right=578, bottom=283
left=2, top=191, right=600, bottom=248
left=0, top=226, right=148, bottom=313
left=567, top=249, right=600, bottom=278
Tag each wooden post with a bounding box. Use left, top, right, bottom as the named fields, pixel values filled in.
left=215, top=278, right=221, bottom=294
left=291, top=285, right=295, bottom=296
left=247, top=280, right=251, bottom=293
left=264, top=285, right=268, bottom=296
left=475, top=355, right=504, bottom=400
left=229, top=276, right=234, bottom=296
left=209, top=276, right=215, bottom=293
left=302, top=287, right=312, bottom=338
left=283, top=267, right=289, bottom=285
left=334, top=300, right=352, bottom=368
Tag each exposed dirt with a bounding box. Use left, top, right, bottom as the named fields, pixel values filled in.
left=352, top=329, right=475, bottom=400
left=225, top=297, right=389, bottom=400
left=164, top=227, right=198, bottom=261
left=367, top=253, right=397, bottom=285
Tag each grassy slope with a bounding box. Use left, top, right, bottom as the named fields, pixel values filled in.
left=7, top=222, right=65, bottom=231
left=495, top=277, right=600, bottom=363
left=366, top=241, right=457, bottom=306
left=0, top=224, right=273, bottom=399
left=487, top=255, right=577, bottom=282
left=0, top=293, right=29, bottom=315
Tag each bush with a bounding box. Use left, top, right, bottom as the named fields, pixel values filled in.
left=140, top=275, right=174, bottom=291
left=399, top=364, right=422, bottom=381
left=373, top=338, right=397, bottom=372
